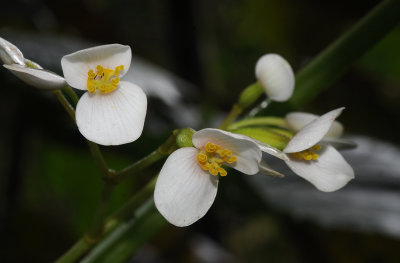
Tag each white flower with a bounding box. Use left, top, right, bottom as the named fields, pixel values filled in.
left=0, top=37, right=25, bottom=65
left=282, top=108, right=355, bottom=192
left=61, top=44, right=147, bottom=146
left=154, top=128, right=262, bottom=227
left=255, top=54, right=295, bottom=102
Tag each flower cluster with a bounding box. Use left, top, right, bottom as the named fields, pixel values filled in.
left=1, top=38, right=355, bottom=228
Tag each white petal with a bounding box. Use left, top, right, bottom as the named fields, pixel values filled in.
left=0, top=37, right=25, bottom=65
left=4, top=64, right=66, bottom=90
left=286, top=111, right=343, bottom=138
left=192, top=128, right=261, bottom=175
left=154, top=147, right=219, bottom=227
left=61, top=44, right=131, bottom=90
left=285, top=145, right=354, bottom=192
left=255, top=54, right=295, bottom=102
left=284, top=107, right=345, bottom=153
left=76, top=81, right=147, bottom=145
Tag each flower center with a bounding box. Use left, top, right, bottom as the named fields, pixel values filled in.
left=196, top=142, right=237, bottom=177
left=87, top=64, right=124, bottom=94
left=292, top=144, right=322, bottom=161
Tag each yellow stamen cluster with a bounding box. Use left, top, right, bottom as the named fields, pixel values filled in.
left=87, top=65, right=124, bottom=94
left=292, top=144, right=322, bottom=161
left=196, top=142, right=237, bottom=177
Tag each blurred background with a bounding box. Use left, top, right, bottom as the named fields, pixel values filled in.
left=1, top=0, right=400, bottom=262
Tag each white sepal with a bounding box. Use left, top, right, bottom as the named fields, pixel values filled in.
left=192, top=128, right=262, bottom=175
left=61, top=44, right=132, bottom=90
left=75, top=81, right=147, bottom=145
left=4, top=64, right=66, bottom=90
left=154, top=147, right=219, bottom=227
left=255, top=54, right=294, bottom=102
left=258, top=160, right=285, bottom=178
left=0, top=37, right=25, bottom=65
left=284, top=107, right=344, bottom=153
left=285, top=145, right=354, bottom=192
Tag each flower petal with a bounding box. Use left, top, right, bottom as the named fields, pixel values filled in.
left=75, top=81, right=147, bottom=145
left=284, top=107, right=345, bottom=153
left=285, top=145, right=354, bottom=192
left=61, top=44, right=131, bottom=90
left=154, top=147, right=219, bottom=227
left=255, top=54, right=295, bottom=102
left=0, top=37, right=25, bottom=65
left=286, top=111, right=344, bottom=138
left=4, top=64, right=66, bottom=90
left=192, top=128, right=261, bottom=175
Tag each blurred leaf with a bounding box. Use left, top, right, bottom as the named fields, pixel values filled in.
left=81, top=199, right=166, bottom=263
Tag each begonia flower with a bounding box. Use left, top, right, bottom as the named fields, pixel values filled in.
left=154, top=128, right=262, bottom=227
left=61, top=44, right=147, bottom=146
left=283, top=108, right=355, bottom=192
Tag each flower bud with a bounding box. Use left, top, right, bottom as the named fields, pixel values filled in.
left=176, top=128, right=195, bottom=148
left=255, top=54, right=294, bottom=102
left=0, top=37, right=25, bottom=66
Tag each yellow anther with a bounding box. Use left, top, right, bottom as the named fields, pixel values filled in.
left=197, top=153, right=208, bottom=164
left=304, top=152, right=313, bottom=161
left=96, top=65, right=104, bottom=75
left=291, top=145, right=322, bottom=161
left=86, top=64, right=124, bottom=93
left=218, top=149, right=232, bottom=157
left=205, top=142, right=218, bottom=153
left=311, top=144, right=322, bottom=151
left=196, top=142, right=237, bottom=177
left=218, top=167, right=227, bottom=177
left=88, top=69, right=96, bottom=79
left=224, top=156, right=237, bottom=164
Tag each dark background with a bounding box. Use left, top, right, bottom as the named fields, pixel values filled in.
left=1, top=0, right=400, bottom=262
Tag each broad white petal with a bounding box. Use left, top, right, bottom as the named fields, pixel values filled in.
left=192, top=128, right=261, bottom=175
left=61, top=44, right=131, bottom=90
left=285, top=145, right=354, bottom=192
left=154, top=147, right=219, bottom=227
left=0, top=37, right=25, bottom=65
left=76, top=81, right=147, bottom=145
left=4, top=64, right=66, bottom=90
left=286, top=111, right=343, bottom=138
left=284, top=107, right=344, bottom=153
left=255, top=54, right=294, bottom=102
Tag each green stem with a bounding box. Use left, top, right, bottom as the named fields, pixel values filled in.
left=113, top=150, right=164, bottom=183
left=53, top=90, right=75, bottom=120
left=86, top=183, right=115, bottom=241
left=62, top=86, right=80, bottom=106
left=87, top=141, right=111, bottom=180
left=218, top=104, right=243, bottom=130
left=55, top=177, right=157, bottom=263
